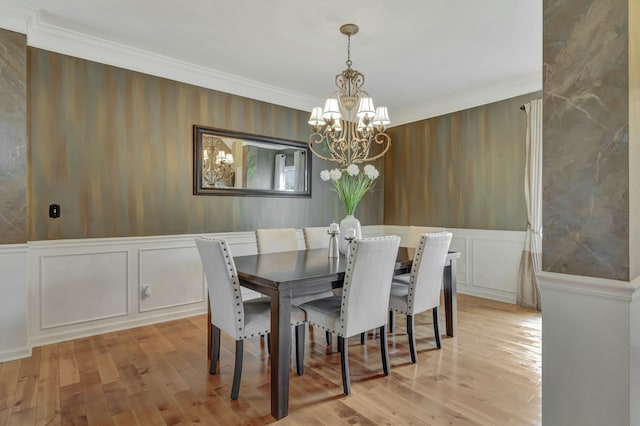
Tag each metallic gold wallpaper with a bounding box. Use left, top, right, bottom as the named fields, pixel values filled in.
left=384, top=92, right=539, bottom=231
left=4, top=42, right=540, bottom=242
left=27, top=49, right=382, bottom=240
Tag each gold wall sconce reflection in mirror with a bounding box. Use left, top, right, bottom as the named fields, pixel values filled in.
left=193, top=125, right=312, bottom=197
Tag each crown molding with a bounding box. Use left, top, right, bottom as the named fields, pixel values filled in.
left=0, top=2, right=539, bottom=125
left=390, top=72, right=542, bottom=126
left=0, top=2, right=34, bottom=34
left=0, top=2, right=321, bottom=113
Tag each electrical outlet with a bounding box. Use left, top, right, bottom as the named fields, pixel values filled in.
left=142, top=284, right=152, bottom=299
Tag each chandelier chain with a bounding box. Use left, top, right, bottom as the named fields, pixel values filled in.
left=346, top=34, right=352, bottom=68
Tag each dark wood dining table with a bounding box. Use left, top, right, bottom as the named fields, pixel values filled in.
left=210, top=247, right=460, bottom=420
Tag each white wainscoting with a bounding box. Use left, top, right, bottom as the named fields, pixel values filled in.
left=29, top=234, right=216, bottom=348
left=538, top=272, right=640, bottom=426
left=0, top=244, right=30, bottom=362
left=40, top=250, right=129, bottom=329
left=383, top=226, right=525, bottom=303
left=139, top=246, right=203, bottom=313
left=0, top=225, right=525, bottom=362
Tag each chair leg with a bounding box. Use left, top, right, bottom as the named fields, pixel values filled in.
left=380, top=325, right=390, bottom=375
left=326, top=331, right=332, bottom=346
left=295, top=324, right=305, bottom=376
left=433, top=306, right=442, bottom=349
left=338, top=336, right=351, bottom=395
left=389, top=311, right=395, bottom=333
left=407, top=315, right=417, bottom=364
left=231, top=340, right=243, bottom=400
left=210, top=326, right=220, bottom=374
left=360, top=332, right=365, bottom=345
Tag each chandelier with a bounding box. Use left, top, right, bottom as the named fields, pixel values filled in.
left=308, top=23, right=391, bottom=168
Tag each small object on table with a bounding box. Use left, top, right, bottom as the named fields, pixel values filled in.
left=344, top=227, right=357, bottom=259
left=328, top=223, right=340, bottom=258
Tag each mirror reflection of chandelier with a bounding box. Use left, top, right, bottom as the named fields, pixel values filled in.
left=203, top=137, right=235, bottom=187
left=308, top=23, right=391, bottom=168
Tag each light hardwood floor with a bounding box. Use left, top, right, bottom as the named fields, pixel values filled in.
left=0, top=295, right=541, bottom=425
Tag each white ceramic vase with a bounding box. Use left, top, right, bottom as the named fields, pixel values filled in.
left=339, top=215, right=362, bottom=254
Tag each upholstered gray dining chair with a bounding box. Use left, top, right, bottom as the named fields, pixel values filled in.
left=303, top=226, right=340, bottom=347
left=256, top=228, right=299, bottom=253
left=297, top=236, right=401, bottom=395
left=195, top=237, right=307, bottom=400
left=405, top=225, right=446, bottom=248
left=388, top=231, right=452, bottom=363
left=388, top=225, right=447, bottom=332
left=302, top=226, right=330, bottom=249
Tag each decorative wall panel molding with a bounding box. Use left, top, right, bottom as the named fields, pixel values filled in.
left=138, top=246, right=204, bottom=313
left=384, top=225, right=525, bottom=303
left=40, top=250, right=128, bottom=329
left=26, top=231, right=268, bottom=347
left=1, top=224, right=525, bottom=360
left=458, top=228, right=525, bottom=303
left=472, top=234, right=527, bottom=297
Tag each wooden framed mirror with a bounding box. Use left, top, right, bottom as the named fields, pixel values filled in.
left=193, top=125, right=311, bottom=197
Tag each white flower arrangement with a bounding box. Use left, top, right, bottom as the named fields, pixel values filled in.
left=363, top=164, right=380, bottom=179
left=329, top=169, right=342, bottom=181
left=320, top=170, right=331, bottom=181
left=320, top=164, right=380, bottom=215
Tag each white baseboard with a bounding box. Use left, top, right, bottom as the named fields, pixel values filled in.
left=457, top=284, right=517, bottom=304
left=29, top=304, right=206, bottom=348
left=0, top=347, right=31, bottom=363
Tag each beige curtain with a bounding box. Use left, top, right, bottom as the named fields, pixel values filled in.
left=517, top=99, right=542, bottom=311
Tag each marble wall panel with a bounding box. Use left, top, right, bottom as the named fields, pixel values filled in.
left=384, top=92, right=539, bottom=231
left=543, top=0, right=629, bottom=280
left=0, top=29, right=27, bottom=244
left=27, top=49, right=382, bottom=240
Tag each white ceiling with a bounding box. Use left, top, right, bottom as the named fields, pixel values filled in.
left=1, top=0, right=542, bottom=125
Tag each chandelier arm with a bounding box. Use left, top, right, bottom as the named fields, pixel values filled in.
left=327, top=134, right=349, bottom=166
left=342, top=132, right=392, bottom=165
left=355, top=132, right=392, bottom=163
left=308, top=132, right=347, bottom=167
